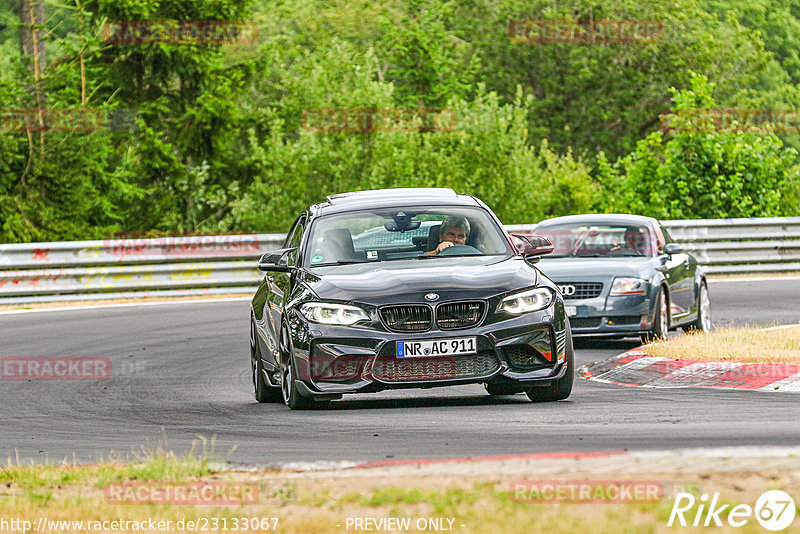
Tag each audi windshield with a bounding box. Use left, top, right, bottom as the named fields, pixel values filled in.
left=536, top=223, right=658, bottom=258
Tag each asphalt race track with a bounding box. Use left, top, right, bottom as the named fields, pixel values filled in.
left=1, top=278, right=799, bottom=467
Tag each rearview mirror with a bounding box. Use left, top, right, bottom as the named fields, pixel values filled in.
left=663, top=243, right=684, bottom=255
left=512, top=233, right=554, bottom=258
left=257, top=248, right=297, bottom=272
left=384, top=219, right=421, bottom=232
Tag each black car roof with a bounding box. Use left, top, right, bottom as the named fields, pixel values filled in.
left=535, top=213, right=660, bottom=228
left=311, top=188, right=481, bottom=216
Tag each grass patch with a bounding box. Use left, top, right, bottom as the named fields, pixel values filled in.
left=644, top=326, right=800, bottom=364
left=2, top=452, right=800, bottom=533
left=2, top=443, right=218, bottom=491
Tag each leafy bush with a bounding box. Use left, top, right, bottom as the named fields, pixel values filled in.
left=597, top=74, right=800, bottom=219
left=224, top=84, right=598, bottom=231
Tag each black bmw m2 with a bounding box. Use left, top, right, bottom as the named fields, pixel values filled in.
left=249, top=188, right=573, bottom=409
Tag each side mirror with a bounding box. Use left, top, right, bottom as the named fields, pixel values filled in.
left=663, top=243, right=683, bottom=255
left=512, top=233, right=554, bottom=258
left=257, top=248, right=297, bottom=272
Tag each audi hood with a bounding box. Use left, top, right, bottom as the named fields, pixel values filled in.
left=535, top=257, right=659, bottom=282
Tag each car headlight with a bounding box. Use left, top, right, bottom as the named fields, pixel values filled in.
left=497, top=287, right=554, bottom=314
left=609, top=277, right=647, bottom=296
left=299, top=303, right=370, bottom=325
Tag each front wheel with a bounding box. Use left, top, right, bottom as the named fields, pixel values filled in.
left=252, top=319, right=282, bottom=403
left=280, top=357, right=315, bottom=410
left=525, top=321, right=574, bottom=402
left=641, top=287, right=668, bottom=342
left=689, top=281, right=711, bottom=332
left=279, top=325, right=317, bottom=410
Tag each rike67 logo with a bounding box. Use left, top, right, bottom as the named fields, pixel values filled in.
left=669, top=490, right=796, bottom=531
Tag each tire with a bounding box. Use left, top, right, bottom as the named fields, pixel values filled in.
left=525, top=321, right=574, bottom=402
left=688, top=281, right=711, bottom=332
left=251, top=318, right=282, bottom=403
left=484, top=383, right=523, bottom=396
left=279, top=324, right=316, bottom=410
left=641, top=287, right=668, bottom=342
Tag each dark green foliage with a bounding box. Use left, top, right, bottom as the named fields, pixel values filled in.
left=0, top=0, right=799, bottom=243
left=598, top=74, right=800, bottom=219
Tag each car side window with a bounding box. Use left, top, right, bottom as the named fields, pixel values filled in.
left=284, top=214, right=306, bottom=266
left=654, top=225, right=669, bottom=253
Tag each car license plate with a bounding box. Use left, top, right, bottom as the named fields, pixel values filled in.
left=565, top=306, right=578, bottom=317
left=396, top=337, right=476, bottom=358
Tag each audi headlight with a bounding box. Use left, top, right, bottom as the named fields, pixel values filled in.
left=609, top=277, right=647, bottom=296
left=497, top=287, right=554, bottom=314
left=299, top=303, right=370, bottom=325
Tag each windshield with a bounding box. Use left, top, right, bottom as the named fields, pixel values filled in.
left=304, top=206, right=514, bottom=267
left=536, top=223, right=656, bottom=257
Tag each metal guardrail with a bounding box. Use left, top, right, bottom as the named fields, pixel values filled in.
left=660, top=217, right=800, bottom=274
left=0, top=218, right=798, bottom=303
left=0, top=235, right=284, bottom=304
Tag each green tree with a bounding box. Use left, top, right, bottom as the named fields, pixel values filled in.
left=448, top=0, right=791, bottom=162
left=598, top=74, right=800, bottom=219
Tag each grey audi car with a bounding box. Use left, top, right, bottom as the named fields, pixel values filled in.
left=250, top=188, right=573, bottom=409
left=528, top=214, right=711, bottom=340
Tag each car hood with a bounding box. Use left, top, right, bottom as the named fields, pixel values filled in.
left=302, top=256, right=539, bottom=305
left=535, top=256, right=659, bottom=282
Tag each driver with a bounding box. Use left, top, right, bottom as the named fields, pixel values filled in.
left=610, top=228, right=645, bottom=254
left=427, top=215, right=470, bottom=255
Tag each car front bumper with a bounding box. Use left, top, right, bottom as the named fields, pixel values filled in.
left=564, top=293, right=654, bottom=336
left=286, top=305, right=569, bottom=397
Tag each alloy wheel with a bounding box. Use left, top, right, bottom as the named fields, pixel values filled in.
left=250, top=320, right=258, bottom=388
left=281, top=358, right=292, bottom=405
left=700, top=285, right=712, bottom=331
left=659, top=293, right=668, bottom=337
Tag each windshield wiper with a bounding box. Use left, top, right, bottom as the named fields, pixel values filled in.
left=415, top=254, right=485, bottom=259
left=311, top=260, right=367, bottom=267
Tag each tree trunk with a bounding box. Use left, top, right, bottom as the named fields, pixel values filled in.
left=18, top=0, right=47, bottom=152
left=18, top=0, right=47, bottom=78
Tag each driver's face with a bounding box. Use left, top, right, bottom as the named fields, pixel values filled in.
left=441, top=226, right=467, bottom=245
left=625, top=231, right=641, bottom=248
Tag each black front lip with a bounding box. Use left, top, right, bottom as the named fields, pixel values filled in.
left=299, top=358, right=569, bottom=397
left=291, top=305, right=567, bottom=395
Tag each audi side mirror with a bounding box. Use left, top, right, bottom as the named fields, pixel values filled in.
left=257, top=248, right=297, bottom=272
left=663, top=243, right=683, bottom=255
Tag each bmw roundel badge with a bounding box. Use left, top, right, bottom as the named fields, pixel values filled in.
left=425, top=293, right=439, bottom=301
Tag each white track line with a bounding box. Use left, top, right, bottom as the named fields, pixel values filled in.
left=260, top=446, right=800, bottom=472
left=761, top=324, right=800, bottom=331
left=709, top=276, right=800, bottom=283
left=0, top=296, right=251, bottom=316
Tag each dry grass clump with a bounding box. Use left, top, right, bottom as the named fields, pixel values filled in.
left=644, top=326, right=800, bottom=364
